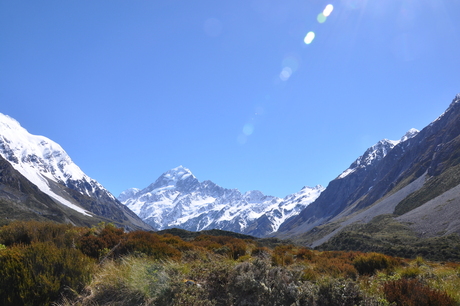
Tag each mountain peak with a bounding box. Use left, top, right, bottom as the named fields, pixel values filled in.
left=400, top=128, right=419, bottom=142
left=165, top=165, right=193, bottom=178
left=143, top=166, right=198, bottom=192
left=120, top=168, right=323, bottom=235
left=161, top=165, right=195, bottom=183
left=0, top=113, right=22, bottom=130
left=337, top=130, right=417, bottom=180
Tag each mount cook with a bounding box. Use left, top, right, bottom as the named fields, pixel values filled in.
left=118, top=166, right=324, bottom=237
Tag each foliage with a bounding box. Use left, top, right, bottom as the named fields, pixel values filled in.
left=319, top=215, right=460, bottom=261
left=0, top=221, right=459, bottom=306
left=72, top=255, right=171, bottom=305
left=353, top=252, right=400, bottom=275
left=383, top=278, right=457, bottom=306
left=0, top=242, right=93, bottom=306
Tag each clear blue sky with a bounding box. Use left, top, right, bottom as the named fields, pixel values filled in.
left=1, top=1, right=459, bottom=198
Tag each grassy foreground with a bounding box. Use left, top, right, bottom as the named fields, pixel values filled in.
left=0, top=221, right=459, bottom=306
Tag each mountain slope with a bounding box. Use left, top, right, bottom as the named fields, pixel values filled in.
left=0, top=113, right=150, bottom=230
left=119, top=166, right=323, bottom=237
left=276, top=94, right=460, bottom=248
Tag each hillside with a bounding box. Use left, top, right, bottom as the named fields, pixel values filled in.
left=276, top=94, right=460, bottom=252
left=0, top=113, right=150, bottom=230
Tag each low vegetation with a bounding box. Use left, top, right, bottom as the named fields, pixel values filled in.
left=0, top=221, right=459, bottom=305
left=319, top=215, right=460, bottom=261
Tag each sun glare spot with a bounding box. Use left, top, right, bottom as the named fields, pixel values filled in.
left=304, top=31, right=315, bottom=44
left=279, top=67, right=292, bottom=81
left=323, top=4, right=334, bottom=17
left=317, top=13, right=327, bottom=23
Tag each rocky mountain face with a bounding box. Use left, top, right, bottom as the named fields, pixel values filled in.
left=119, top=166, right=324, bottom=237
left=276, top=94, right=460, bottom=248
left=0, top=113, right=150, bottom=230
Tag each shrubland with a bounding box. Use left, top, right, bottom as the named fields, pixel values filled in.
left=0, top=221, right=458, bottom=305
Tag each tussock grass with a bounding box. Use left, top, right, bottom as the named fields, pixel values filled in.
left=75, top=255, right=172, bottom=305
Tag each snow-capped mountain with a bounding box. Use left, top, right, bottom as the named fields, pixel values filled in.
left=278, top=95, right=460, bottom=249
left=119, top=166, right=323, bottom=236
left=338, top=129, right=419, bottom=180
left=0, top=113, right=150, bottom=230
left=278, top=128, right=420, bottom=238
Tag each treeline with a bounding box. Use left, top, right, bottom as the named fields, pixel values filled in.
left=0, top=221, right=458, bottom=305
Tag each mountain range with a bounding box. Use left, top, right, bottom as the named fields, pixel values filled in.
left=275, top=94, right=460, bottom=255
left=118, top=166, right=323, bottom=237
left=1, top=94, right=460, bottom=255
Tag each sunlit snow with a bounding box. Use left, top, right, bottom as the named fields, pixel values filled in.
left=0, top=112, right=116, bottom=216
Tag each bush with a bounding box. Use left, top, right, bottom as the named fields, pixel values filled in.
left=316, top=279, right=364, bottom=306
left=78, top=234, right=109, bottom=259
left=272, top=245, right=295, bottom=266
left=228, top=259, right=315, bottom=305
left=0, top=221, right=80, bottom=248
left=296, top=247, right=314, bottom=261
left=118, top=231, right=182, bottom=260
left=353, top=252, right=399, bottom=275
left=0, top=242, right=93, bottom=306
left=383, top=278, right=456, bottom=306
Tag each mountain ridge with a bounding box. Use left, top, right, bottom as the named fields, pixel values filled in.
left=119, top=166, right=324, bottom=237
left=276, top=94, right=460, bottom=250
left=0, top=113, right=151, bottom=230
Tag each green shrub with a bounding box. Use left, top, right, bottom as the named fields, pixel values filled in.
left=0, top=242, right=93, bottom=306
left=353, top=252, right=399, bottom=275
left=0, top=221, right=78, bottom=248
left=400, top=266, right=421, bottom=279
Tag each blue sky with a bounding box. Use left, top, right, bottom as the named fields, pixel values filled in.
left=1, top=0, right=459, bottom=198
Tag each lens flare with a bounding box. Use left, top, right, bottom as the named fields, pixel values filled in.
left=323, top=4, right=334, bottom=17
left=304, top=31, right=315, bottom=44
left=317, top=13, right=327, bottom=23
left=279, top=67, right=292, bottom=81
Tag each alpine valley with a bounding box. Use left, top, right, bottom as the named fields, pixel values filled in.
left=2, top=94, right=460, bottom=257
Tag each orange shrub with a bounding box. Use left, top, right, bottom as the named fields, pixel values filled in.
left=118, top=231, right=181, bottom=260
left=295, top=247, right=314, bottom=261
left=272, top=245, right=295, bottom=266
left=78, top=234, right=108, bottom=259
left=159, top=234, right=195, bottom=251
left=383, top=279, right=456, bottom=306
